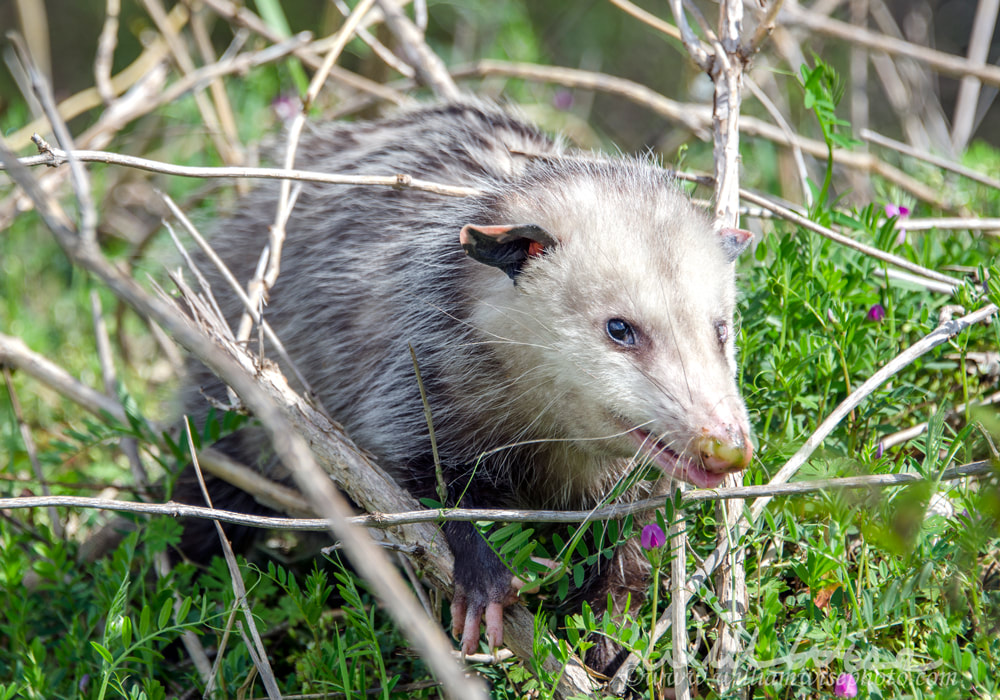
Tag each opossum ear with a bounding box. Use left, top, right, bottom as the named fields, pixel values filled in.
left=718, top=227, right=753, bottom=263
left=459, top=224, right=558, bottom=281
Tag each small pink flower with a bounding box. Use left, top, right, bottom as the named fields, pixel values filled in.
left=884, top=203, right=911, bottom=245
left=834, top=672, right=858, bottom=697
left=866, top=304, right=886, bottom=322
left=640, top=524, right=666, bottom=550
left=271, top=94, right=300, bottom=124
left=553, top=90, right=575, bottom=111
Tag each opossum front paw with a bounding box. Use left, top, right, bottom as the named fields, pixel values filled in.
left=450, top=579, right=519, bottom=655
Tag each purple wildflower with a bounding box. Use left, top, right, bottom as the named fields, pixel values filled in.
left=271, top=94, right=300, bottom=124
left=834, top=672, right=858, bottom=698
left=866, top=304, right=886, bottom=322
left=553, top=90, right=575, bottom=111
left=875, top=441, right=884, bottom=459
left=641, top=524, right=666, bottom=550
left=884, top=203, right=911, bottom=245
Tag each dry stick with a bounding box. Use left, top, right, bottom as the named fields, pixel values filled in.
left=190, top=8, right=244, bottom=166
left=731, top=185, right=963, bottom=290
left=90, top=290, right=149, bottom=488
left=262, top=0, right=379, bottom=305
left=456, top=59, right=712, bottom=136
left=2, top=367, right=64, bottom=539
left=881, top=391, right=1000, bottom=450
left=3, top=2, right=180, bottom=152
left=782, top=3, right=1000, bottom=87
left=455, top=59, right=947, bottom=207
left=160, top=192, right=323, bottom=403
left=707, top=0, right=748, bottom=693
left=7, top=33, right=97, bottom=245
left=901, top=217, right=1000, bottom=232
left=1, top=144, right=485, bottom=700
left=1, top=31, right=306, bottom=227
left=94, top=0, right=121, bottom=104
left=332, top=0, right=416, bottom=78
left=5, top=141, right=479, bottom=197
left=670, top=494, right=691, bottom=698
left=184, top=419, right=282, bottom=700
left=2, top=461, right=993, bottom=531
left=375, top=0, right=460, bottom=99
left=868, top=0, right=953, bottom=154
left=864, top=9, right=934, bottom=151
left=861, top=128, right=1000, bottom=192
left=150, top=31, right=313, bottom=116
left=668, top=0, right=711, bottom=69
left=0, top=330, right=310, bottom=517
left=198, top=0, right=411, bottom=107
left=746, top=76, right=812, bottom=207
left=746, top=0, right=785, bottom=54
left=951, top=0, right=1000, bottom=150
left=609, top=302, right=1000, bottom=694
left=607, top=0, right=681, bottom=41
left=140, top=0, right=241, bottom=166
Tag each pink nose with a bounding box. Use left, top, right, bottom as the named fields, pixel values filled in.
left=697, top=423, right=752, bottom=473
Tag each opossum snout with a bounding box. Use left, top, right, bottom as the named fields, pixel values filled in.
left=697, top=422, right=752, bottom=473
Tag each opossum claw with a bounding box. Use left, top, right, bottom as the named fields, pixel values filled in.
left=452, top=580, right=517, bottom=655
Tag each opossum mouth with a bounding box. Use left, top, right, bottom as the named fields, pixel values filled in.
left=629, top=429, right=729, bottom=489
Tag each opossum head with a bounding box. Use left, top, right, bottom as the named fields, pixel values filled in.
left=461, top=159, right=752, bottom=490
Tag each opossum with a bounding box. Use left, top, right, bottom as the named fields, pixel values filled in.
left=178, top=101, right=753, bottom=668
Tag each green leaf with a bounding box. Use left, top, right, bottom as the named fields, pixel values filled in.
left=91, top=641, right=114, bottom=664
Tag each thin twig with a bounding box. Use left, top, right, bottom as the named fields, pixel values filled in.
left=141, top=0, right=241, bottom=165
left=607, top=0, right=681, bottom=41
left=668, top=0, right=712, bottom=69
left=454, top=60, right=951, bottom=208
left=3, top=367, right=64, bottom=539
left=90, top=290, right=149, bottom=488
left=732, top=184, right=963, bottom=289
left=7, top=32, right=98, bottom=245
left=951, top=0, right=1000, bottom=150
left=94, top=0, right=120, bottom=104
left=375, top=0, right=460, bottom=99
left=264, top=0, right=379, bottom=296
left=1, top=461, right=992, bottom=530
left=747, top=0, right=785, bottom=54
left=861, top=128, right=1000, bottom=192
left=185, top=419, right=282, bottom=700
left=332, top=0, right=415, bottom=78
left=7, top=141, right=479, bottom=197
left=781, top=2, right=1000, bottom=87
left=160, top=192, right=324, bottom=404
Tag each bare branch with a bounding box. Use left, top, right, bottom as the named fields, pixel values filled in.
left=2, top=461, right=991, bottom=530
left=861, top=128, right=1000, bottom=192
left=94, top=0, right=120, bottom=104
left=782, top=2, right=1000, bottom=88
left=375, top=0, right=460, bottom=99
left=6, top=141, right=480, bottom=197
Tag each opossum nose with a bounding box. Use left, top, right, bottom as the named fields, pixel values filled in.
left=698, top=424, right=752, bottom=473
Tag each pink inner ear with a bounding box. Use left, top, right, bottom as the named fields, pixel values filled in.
left=527, top=241, right=545, bottom=257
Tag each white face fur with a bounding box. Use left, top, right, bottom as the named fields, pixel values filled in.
left=471, top=165, right=751, bottom=491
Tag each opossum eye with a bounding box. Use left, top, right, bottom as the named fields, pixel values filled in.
left=606, top=318, right=637, bottom=347
left=714, top=320, right=730, bottom=346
